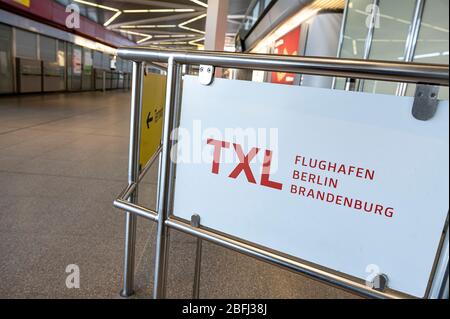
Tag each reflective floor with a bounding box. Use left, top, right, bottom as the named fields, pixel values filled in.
left=0, top=91, right=356, bottom=299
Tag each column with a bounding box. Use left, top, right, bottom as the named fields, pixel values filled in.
left=204, top=0, right=229, bottom=51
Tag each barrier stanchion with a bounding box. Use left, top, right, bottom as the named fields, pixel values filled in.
left=120, top=61, right=144, bottom=298
left=191, top=214, right=202, bottom=299
left=153, top=58, right=183, bottom=299
left=113, top=48, right=449, bottom=299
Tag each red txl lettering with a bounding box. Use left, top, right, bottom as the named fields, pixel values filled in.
left=207, top=138, right=283, bottom=191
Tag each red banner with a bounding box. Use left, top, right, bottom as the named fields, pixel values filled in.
left=271, top=27, right=301, bottom=85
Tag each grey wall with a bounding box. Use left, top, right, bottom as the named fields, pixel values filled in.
left=301, top=13, right=343, bottom=89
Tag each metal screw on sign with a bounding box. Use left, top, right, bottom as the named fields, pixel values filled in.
left=199, top=65, right=215, bottom=86
left=191, top=214, right=201, bottom=228
left=412, top=84, right=440, bottom=121
left=371, top=274, right=389, bottom=292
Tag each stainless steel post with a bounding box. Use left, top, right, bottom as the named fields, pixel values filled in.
left=357, top=0, right=380, bottom=92
left=428, top=224, right=449, bottom=298
left=332, top=0, right=349, bottom=90
left=153, top=57, right=182, bottom=299
left=193, top=238, right=202, bottom=299
left=396, top=0, right=425, bottom=96
left=120, top=61, right=144, bottom=297
left=191, top=214, right=202, bottom=299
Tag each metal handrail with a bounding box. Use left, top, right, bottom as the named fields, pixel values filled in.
left=165, top=217, right=405, bottom=299
left=118, top=47, right=449, bottom=86
left=113, top=145, right=162, bottom=222
left=147, top=62, right=167, bottom=73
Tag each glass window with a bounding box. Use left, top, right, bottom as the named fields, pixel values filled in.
left=55, top=0, right=70, bottom=6
left=116, top=57, right=123, bottom=72
left=0, top=23, right=13, bottom=93
left=40, top=35, right=57, bottom=62
left=16, top=28, right=38, bottom=60
left=83, top=48, right=93, bottom=75
left=102, top=53, right=110, bottom=70
left=363, top=0, right=416, bottom=95
left=78, top=4, right=88, bottom=17
left=406, top=0, right=449, bottom=99
left=340, top=0, right=373, bottom=59
left=66, top=43, right=73, bottom=85
left=87, top=8, right=99, bottom=23
left=72, top=46, right=82, bottom=76
left=57, top=40, right=66, bottom=67
left=244, top=0, right=262, bottom=31
left=264, top=0, right=272, bottom=10
left=93, top=51, right=103, bottom=69
left=252, top=2, right=261, bottom=22
left=335, top=0, right=373, bottom=89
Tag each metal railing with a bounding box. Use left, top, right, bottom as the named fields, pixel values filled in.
left=114, top=47, right=449, bottom=300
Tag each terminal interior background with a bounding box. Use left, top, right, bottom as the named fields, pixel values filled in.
left=0, top=0, right=448, bottom=298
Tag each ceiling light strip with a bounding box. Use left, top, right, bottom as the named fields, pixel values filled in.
left=119, top=29, right=153, bottom=38
left=153, top=34, right=197, bottom=38
left=154, top=41, right=188, bottom=45
left=190, top=0, right=208, bottom=8
left=189, top=37, right=205, bottom=47
left=120, top=25, right=177, bottom=29
left=137, top=35, right=153, bottom=44
left=179, top=25, right=205, bottom=34
left=179, top=13, right=207, bottom=26
left=73, top=0, right=119, bottom=12
left=124, top=9, right=195, bottom=13
left=178, top=13, right=207, bottom=34
left=104, top=11, right=122, bottom=27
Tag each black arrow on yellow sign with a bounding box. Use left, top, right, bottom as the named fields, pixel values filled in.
left=146, top=112, right=154, bottom=129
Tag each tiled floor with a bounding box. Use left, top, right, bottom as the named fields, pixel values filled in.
left=0, top=91, right=356, bottom=299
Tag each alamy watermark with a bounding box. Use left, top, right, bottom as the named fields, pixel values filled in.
left=65, top=264, right=80, bottom=289
left=365, top=4, right=381, bottom=29
left=65, top=3, right=80, bottom=29
left=365, top=264, right=388, bottom=290
left=170, top=120, right=280, bottom=172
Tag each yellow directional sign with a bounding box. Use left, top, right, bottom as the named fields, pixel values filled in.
left=140, top=73, right=166, bottom=168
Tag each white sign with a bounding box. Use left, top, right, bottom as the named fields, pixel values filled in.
left=172, top=76, right=449, bottom=298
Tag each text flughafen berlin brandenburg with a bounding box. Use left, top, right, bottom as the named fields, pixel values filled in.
left=290, top=155, right=395, bottom=219
left=206, top=139, right=395, bottom=219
